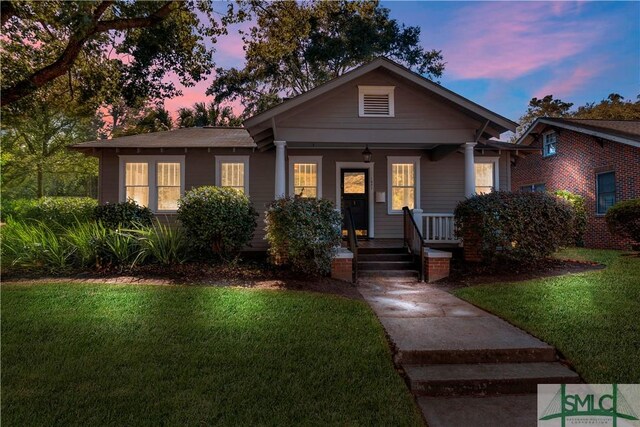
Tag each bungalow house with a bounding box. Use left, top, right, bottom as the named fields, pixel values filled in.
left=72, top=57, right=522, bottom=279
left=513, top=118, right=640, bottom=250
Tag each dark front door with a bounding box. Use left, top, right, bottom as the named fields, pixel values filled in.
left=341, top=169, right=369, bottom=238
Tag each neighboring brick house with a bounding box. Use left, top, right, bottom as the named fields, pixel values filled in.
left=513, top=118, right=640, bottom=249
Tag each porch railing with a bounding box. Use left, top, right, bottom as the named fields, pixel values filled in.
left=345, top=207, right=358, bottom=283
left=422, top=213, right=460, bottom=244
left=403, top=206, right=425, bottom=281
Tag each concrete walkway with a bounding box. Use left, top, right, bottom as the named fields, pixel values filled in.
left=359, top=277, right=579, bottom=427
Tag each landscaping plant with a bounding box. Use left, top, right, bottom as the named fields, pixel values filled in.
left=177, top=186, right=258, bottom=259
left=93, top=200, right=154, bottom=229
left=264, top=196, right=341, bottom=275
left=130, top=220, right=189, bottom=265
left=554, top=190, right=587, bottom=246
left=606, top=198, right=640, bottom=248
left=1, top=197, right=97, bottom=228
left=454, top=191, right=575, bottom=263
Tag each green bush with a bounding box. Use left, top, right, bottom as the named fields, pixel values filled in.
left=1, top=197, right=97, bottom=228
left=554, top=190, right=587, bottom=246
left=606, top=199, right=640, bottom=245
left=454, top=191, right=575, bottom=263
left=177, top=186, right=258, bottom=259
left=265, top=196, right=342, bottom=275
left=93, top=200, right=153, bottom=229
left=129, top=221, right=188, bottom=265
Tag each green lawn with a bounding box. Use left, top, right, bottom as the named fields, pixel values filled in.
left=1, top=284, right=422, bottom=426
left=455, top=248, right=640, bottom=383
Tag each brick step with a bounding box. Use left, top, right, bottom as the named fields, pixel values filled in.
left=358, top=261, right=416, bottom=271
left=358, top=270, right=419, bottom=279
left=396, top=346, right=557, bottom=365
left=404, top=362, right=580, bottom=396
left=358, top=253, right=414, bottom=262
left=357, top=247, right=407, bottom=255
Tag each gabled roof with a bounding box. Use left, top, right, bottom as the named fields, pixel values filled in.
left=71, top=127, right=255, bottom=149
left=243, top=57, right=517, bottom=134
left=516, top=118, right=640, bottom=148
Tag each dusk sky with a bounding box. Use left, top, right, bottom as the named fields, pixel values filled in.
left=164, top=1, right=640, bottom=122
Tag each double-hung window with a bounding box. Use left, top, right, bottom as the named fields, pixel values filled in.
left=520, top=183, right=546, bottom=193
left=543, top=132, right=557, bottom=157
left=388, top=156, right=420, bottom=213
left=216, top=156, right=249, bottom=194
left=120, top=156, right=184, bottom=212
left=474, top=157, right=500, bottom=194
left=289, top=156, right=322, bottom=198
left=596, top=171, right=616, bottom=214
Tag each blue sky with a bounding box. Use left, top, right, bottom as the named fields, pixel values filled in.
left=166, top=1, right=640, bottom=122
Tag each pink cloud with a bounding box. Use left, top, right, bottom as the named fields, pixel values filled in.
left=441, top=2, right=608, bottom=80
left=534, top=61, right=607, bottom=98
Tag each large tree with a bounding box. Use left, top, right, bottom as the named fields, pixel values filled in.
left=1, top=0, right=231, bottom=107
left=1, top=84, right=100, bottom=198
left=209, top=0, right=445, bottom=116
left=514, top=95, right=574, bottom=139
left=177, top=102, right=242, bottom=128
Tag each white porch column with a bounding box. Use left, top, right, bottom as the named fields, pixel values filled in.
left=411, top=208, right=424, bottom=236
left=274, top=140, right=287, bottom=198
left=464, top=142, right=477, bottom=198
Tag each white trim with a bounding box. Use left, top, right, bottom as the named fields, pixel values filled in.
left=474, top=156, right=500, bottom=193
left=387, top=156, right=421, bottom=214
left=288, top=155, right=323, bottom=198
left=118, top=155, right=185, bottom=213
left=516, top=118, right=640, bottom=148
left=215, top=155, right=250, bottom=194
left=335, top=162, right=375, bottom=238
left=542, top=130, right=557, bottom=157
left=358, top=85, right=395, bottom=117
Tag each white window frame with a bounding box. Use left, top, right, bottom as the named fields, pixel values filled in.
left=215, top=155, right=250, bottom=194
left=358, top=85, right=395, bottom=117
left=387, top=156, right=421, bottom=215
left=596, top=171, right=616, bottom=215
left=474, top=157, right=500, bottom=193
left=118, top=155, right=185, bottom=213
left=542, top=131, right=557, bottom=157
left=288, top=155, right=322, bottom=198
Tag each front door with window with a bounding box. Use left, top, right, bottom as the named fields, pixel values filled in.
left=341, top=169, right=369, bottom=238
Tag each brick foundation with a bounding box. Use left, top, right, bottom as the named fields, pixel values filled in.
left=331, top=249, right=353, bottom=282
left=424, top=248, right=452, bottom=283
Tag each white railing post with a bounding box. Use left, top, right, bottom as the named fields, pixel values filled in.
left=411, top=208, right=423, bottom=236
left=422, top=213, right=460, bottom=244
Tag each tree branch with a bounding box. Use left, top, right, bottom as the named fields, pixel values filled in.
left=1, top=1, right=177, bottom=107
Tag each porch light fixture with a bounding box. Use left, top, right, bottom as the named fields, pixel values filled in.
left=362, top=145, right=372, bottom=163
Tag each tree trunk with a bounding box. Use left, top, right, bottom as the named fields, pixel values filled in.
left=36, top=164, right=43, bottom=198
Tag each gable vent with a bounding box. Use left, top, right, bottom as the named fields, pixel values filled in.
left=359, top=86, right=395, bottom=117
left=363, top=94, right=390, bottom=115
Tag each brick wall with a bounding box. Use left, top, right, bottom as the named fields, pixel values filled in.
left=331, top=257, right=353, bottom=282
left=512, top=130, right=640, bottom=249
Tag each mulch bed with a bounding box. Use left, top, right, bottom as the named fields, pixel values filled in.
left=1, top=261, right=363, bottom=300
left=435, top=256, right=604, bottom=292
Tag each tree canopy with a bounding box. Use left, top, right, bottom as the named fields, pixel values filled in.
left=1, top=0, right=231, bottom=107
left=177, top=102, right=242, bottom=128
left=209, top=0, right=445, bottom=116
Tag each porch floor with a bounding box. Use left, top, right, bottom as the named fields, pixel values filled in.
left=342, top=238, right=459, bottom=250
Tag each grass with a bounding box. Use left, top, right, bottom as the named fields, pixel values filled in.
left=1, top=284, right=422, bottom=426
left=455, top=248, right=640, bottom=383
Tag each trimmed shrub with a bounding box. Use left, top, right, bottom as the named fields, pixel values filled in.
left=94, top=200, right=153, bottom=229
left=454, top=191, right=575, bottom=263
left=554, top=190, right=587, bottom=246
left=264, top=196, right=342, bottom=275
left=606, top=199, right=640, bottom=245
left=177, top=186, right=258, bottom=259
left=1, top=197, right=97, bottom=228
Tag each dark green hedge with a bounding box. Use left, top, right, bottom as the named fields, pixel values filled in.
left=454, top=191, right=575, bottom=263
left=554, top=190, right=587, bottom=246
left=606, top=199, right=640, bottom=244
left=1, top=197, right=97, bottom=228
left=94, top=200, right=154, bottom=229
left=265, top=196, right=342, bottom=275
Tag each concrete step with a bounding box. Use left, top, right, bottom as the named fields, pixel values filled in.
left=358, top=253, right=413, bottom=262
left=358, top=261, right=416, bottom=271
left=358, top=270, right=419, bottom=279
left=418, top=394, right=538, bottom=427
left=405, top=362, right=580, bottom=396
left=358, top=247, right=407, bottom=255
left=380, top=317, right=557, bottom=365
